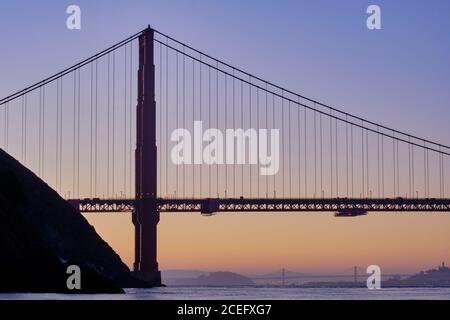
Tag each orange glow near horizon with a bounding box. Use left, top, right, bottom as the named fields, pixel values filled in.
left=84, top=212, right=450, bottom=275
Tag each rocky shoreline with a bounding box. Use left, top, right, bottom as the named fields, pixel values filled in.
left=0, top=149, right=155, bottom=293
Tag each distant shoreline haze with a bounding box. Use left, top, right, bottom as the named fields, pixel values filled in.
left=85, top=212, right=450, bottom=275
left=161, top=264, right=450, bottom=287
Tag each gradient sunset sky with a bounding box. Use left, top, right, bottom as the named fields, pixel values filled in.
left=1, top=1, right=450, bottom=274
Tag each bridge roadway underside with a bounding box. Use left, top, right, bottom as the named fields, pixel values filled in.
left=67, top=198, right=450, bottom=214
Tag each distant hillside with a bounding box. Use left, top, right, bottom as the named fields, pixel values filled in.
left=162, top=269, right=208, bottom=279
left=0, top=148, right=151, bottom=293
left=164, top=271, right=254, bottom=286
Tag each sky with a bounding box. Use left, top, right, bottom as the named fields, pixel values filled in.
left=1, top=1, right=450, bottom=275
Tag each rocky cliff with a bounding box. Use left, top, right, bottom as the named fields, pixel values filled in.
left=0, top=148, right=149, bottom=293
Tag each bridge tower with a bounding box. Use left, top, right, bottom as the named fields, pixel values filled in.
left=133, top=26, right=161, bottom=285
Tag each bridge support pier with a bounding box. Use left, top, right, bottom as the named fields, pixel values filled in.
left=131, top=209, right=141, bottom=272
left=133, top=26, right=161, bottom=286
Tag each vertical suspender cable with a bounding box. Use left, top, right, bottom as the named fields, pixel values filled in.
left=266, top=83, right=269, bottom=198
left=225, top=73, right=227, bottom=197
left=396, top=139, right=400, bottom=196
left=42, top=86, right=46, bottom=178
left=234, top=71, right=237, bottom=197
left=428, top=149, right=430, bottom=198
left=366, top=128, right=368, bottom=197
left=439, top=148, right=442, bottom=198
left=412, top=143, right=415, bottom=198
left=442, top=152, right=445, bottom=198
left=241, top=81, right=244, bottom=196
left=377, top=126, right=380, bottom=198
left=298, top=97, right=301, bottom=198
left=351, top=124, right=354, bottom=197
left=304, top=104, right=307, bottom=198
left=176, top=51, right=179, bottom=196
left=288, top=100, right=291, bottom=198
left=257, top=87, right=261, bottom=197
left=192, top=57, right=195, bottom=197
left=107, top=54, right=111, bottom=197
left=346, top=115, right=349, bottom=197
left=24, top=94, right=27, bottom=164
left=90, top=62, right=94, bottom=197
left=334, top=119, right=339, bottom=198
left=129, top=44, right=132, bottom=197
left=208, top=66, right=211, bottom=197
left=39, top=87, right=42, bottom=176
left=408, top=138, right=411, bottom=197
left=250, top=79, right=253, bottom=197
left=56, top=79, right=60, bottom=191
left=199, top=55, right=202, bottom=198
left=21, top=96, right=24, bottom=162
left=73, top=72, right=76, bottom=196
left=77, top=68, right=81, bottom=197
left=257, top=86, right=260, bottom=197
left=393, top=132, right=396, bottom=197
left=313, top=101, right=316, bottom=197
left=381, top=134, right=384, bottom=197
left=166, top=40, right=169, bottom=197
left=183, top=50, right=186, bottom=198
left=112, top=51, right=116, bottom=198
left=241, top=80, right=244, bottom=196
left=159, top=44, right=162, bottom=195
left=216, top=62, right=219, bottom=197
left=124, top=44, right=128, bottom=197
left=330, top=109, right=333, bottom=197
left=60, top=78, right=63, bottom=195
left=362, top=123, right=365, bottom=198
left=96, top=59, right=99, bottom=197
left=274, top=93, right=276, bottom=197
left=4, top=102, right=8, bottom=150
left=423, top=142, right=426, bottom=197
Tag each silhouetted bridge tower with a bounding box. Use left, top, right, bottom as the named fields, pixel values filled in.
left=1, top=26, right=450, bottom=285
left=133, top=27, right=159, bottom=282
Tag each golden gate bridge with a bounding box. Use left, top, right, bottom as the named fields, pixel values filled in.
left=1, top=26, right=449, bottom=284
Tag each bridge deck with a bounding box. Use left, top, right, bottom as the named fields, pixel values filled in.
left=67, top=198, right=450, bottom=214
